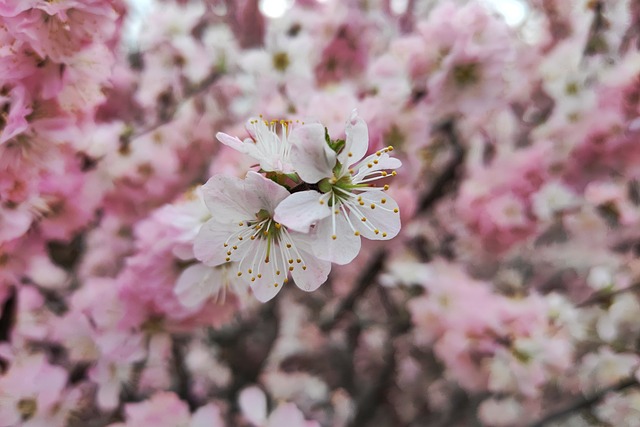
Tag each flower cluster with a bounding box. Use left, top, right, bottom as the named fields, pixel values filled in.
left=2, top=0, right=640, bottom=426
left=191, top=111, right=401, bottom=301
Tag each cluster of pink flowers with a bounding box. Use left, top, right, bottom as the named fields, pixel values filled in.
left=2, top=0, right=640, bottom=426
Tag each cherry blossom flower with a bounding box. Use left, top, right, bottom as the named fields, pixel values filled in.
left=274, top=110, right=401, bottom=264
left=194, top=171, right=331, bottom=302
left=216, top=118, right=303, bottom=174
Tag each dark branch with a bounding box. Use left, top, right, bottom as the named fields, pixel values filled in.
left=577, top=282, right=640, bottom=307
left=417, top=120, right=465, bottom=214
left=319, top=249, right=386, bottom=332
left=528, top=377, right=638, bottom=427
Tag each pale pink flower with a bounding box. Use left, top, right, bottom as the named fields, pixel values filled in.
left=275, top=111, right=401, bottom=264
left=108, top=392, right=224, bottom=427
left=239, top=386, right=320, bottom=427
left=194, top=171, right=331, bottom=302
left=0, top=354, right=76, bottom=427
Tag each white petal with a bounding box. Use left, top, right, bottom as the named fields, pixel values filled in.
left=313, top=214, right=361, bottom=265
left=274, top=190, right=331, bottom=233
left=289, top=123, right=336, bottom=183
left=354, top=152, right=402, bottom=179
left=191, top=404, right=225, bottom=427
left=248, top=271, right=284, bottom=302
left=238, top=386, right=268, bottom=425
left=351, top=191, right=401, bottom=240
left=200, top=174, right=258, bottom=222
left=244, top=171, right=291, bottom=213
left=338, top=110, right=369, bottom=167
left=174, top=264, right=219, bottom=308
left=217, top=132, right=247, bottom=153
left=217, top=132, right=262, bottom=160
left=193, top=220, right=240, bottom=266
left=291, top=247, right=331, bottom=292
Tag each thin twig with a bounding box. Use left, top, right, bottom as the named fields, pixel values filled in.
left=577, top=282, right=640, bottom=307
left=319, top=249, right=386, bottom=332
left=131, top=70, right=221, bottom=140
left=417, top=120, right=465, bottom=214
left=171, top=335, right=198, bottom=410
left=528, top=377, right=638, bottom=427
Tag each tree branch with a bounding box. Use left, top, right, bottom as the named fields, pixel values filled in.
left=319, top=249, right=386, bottom=332
left=528, top=377, right=638, bottom=427
left=417, top=120, right=465, bottom=214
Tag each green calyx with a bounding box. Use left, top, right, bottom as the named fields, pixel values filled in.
left=318, top=175, right=354, bottom=206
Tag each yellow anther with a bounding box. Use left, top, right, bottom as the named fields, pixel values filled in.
left=359, top=201, right=365, bottom=206
left=250, top=235, right=256, bottom=240
left=296, top=258, right=301, bottom=263
left=289, top=266, right=294, bottom=271
left=319, top=200, right=325, bottom=205
left=381, top=171, right=388, bottom=177
left=348, top=152, right=353, bottom=157
left=393, top=208, right=399, bottom=213
left=251, top=277, right=256, bottom=282
left=275, top=223, right=281, bottom=229
left=223, top=243, right=228, bottom=247
left=302, top=266, right=307, bottom=270
left=361, top=217, right=367, bottom=222
left=332, top=235, right=337, bottom=240
left=238, top=236, right=243, bottom=240
left=233, top=245, right=238, bottom=250
left=374, top=229, right=380, bottom=234
left=237, top=272, right=242, bottom=277
left=387, top=146, right=394, bottom=151
left=367, top=163, right=373, bottom=168
left=227, top=251, right=232, bottom=255
left=238, top=221, right=244, bottom=226
left=382, top=232, right=387, bottom=237
left=274, top=283, right=279, bottom=287
left=376, top=151, right=382, bottom=156
left=384, top=185, right=390, bottom=190
left=258, top=273, right=262, bottom=278
left=381, top=198, right=387, bottom=204
left=225, top=257, right=231, bottom=262
left=288, top=259, right=294, bottom=264
left=286, top=243, right=292, bottom=248
left=276, top=270, right=281, bottom=275
left=373, top=159, right=379, bottom=164
left=248, top=268, right=253, bottom=274
left=391, top=171, right=397, bottom=176
left=370, top=204, right=375, bottom=209
left=354, top=231, right=360, bottom=236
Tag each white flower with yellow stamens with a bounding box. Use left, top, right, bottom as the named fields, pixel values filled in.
left=216, top=117, right=306, bottom=174
left=274, top=110, right=401, bottom=265
left=194, top=171, right=331, bottom=302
